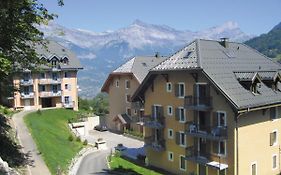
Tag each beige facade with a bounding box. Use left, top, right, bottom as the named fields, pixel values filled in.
left=138, top=70, right=281, bottom=175
left=104, top=73, right=144, bottom=132
left=11, top=70, right=79, bottom=111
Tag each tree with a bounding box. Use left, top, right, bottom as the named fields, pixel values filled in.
left=0, top=0, right=63, bottom=77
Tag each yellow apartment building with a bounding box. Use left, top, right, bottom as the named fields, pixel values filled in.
left=132, top=39, right=281, bottom=175
left=9, top=40, right=83, bottom=111
left=101, top=55, right=166, bottom=133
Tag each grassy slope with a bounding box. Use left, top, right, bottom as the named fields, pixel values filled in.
left=24, top=109, right=83, bottom=174
left=110, top=156, right=161, bottom=175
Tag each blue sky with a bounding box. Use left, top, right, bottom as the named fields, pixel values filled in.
left=43, top=0, right=281, bottom=35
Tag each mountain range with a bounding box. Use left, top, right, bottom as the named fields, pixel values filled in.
left=38, top=20, right=254, bottom=98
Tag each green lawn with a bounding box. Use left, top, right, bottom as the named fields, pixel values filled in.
left=24, top=109, right=83, bottom=174
left=109, top=155, right=162, bottom=175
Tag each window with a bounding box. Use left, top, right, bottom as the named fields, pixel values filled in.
left=64, top=72, right=69, bottom=78
left=125, top=80, right=130, bottom=89
left=179, top=107, right=186, bottom=123
left=64, top=96, right=70, bottom=104
left=126, top=108, right=131, bottom=116
left=116, top=80, right=119, bottom=87
left=167, top=106, right=173, bottom=116
left=134, top=109, right=137, bottom=115
left=251, top=82, right=260, bottom=95
left=178, top=83, right=185, bottom=98
left=40, top=73, right=45, bottom=79
left=168, top=129, right=173, bottom=139
left=270, top=130, right=278, bottom=146
left=217, top=111, right=227, bottom=126
left=273, top=154, right=277, bottom=169
left=251, top=162, right=257, bottom=175
left=126, top=94, right=131, bottom=103
left=179, top=155, right=186, bottom=171
left=65, top=84, right=69, bottom=90
left=52, top=73, right=58, bottom=80
left=218, top=141, right=226, bottom=155
left=168, top=152, right=173, bottom=161
left=179, top=132, right=186, bottom=147
left=166, top=82, right=172, bottom=92
left=39, top=85, right=46, bottom=92
left=270, top=107, right=279, bottom=120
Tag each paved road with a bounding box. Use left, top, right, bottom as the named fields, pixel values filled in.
left=74, top=131, right=144, bottom=175
left=76, top=151, right=109, bottom=175
left=12, top=110, right=51, bottom=175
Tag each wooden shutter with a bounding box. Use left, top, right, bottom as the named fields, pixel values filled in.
left=193, top=139, right=198, bottom=156
left=270, top=132, right=274, bottom=146
left=193, top=84, right=197, bottom=97
left=206, top=84, right=211, bottom=97
left=159, top=106, right=164, bottom=118
left=175, top=132, right=180, bottom=145
left=175, top=84, right=179, bottom=97
left=213, top=112, right=218, bottom=127
left=151, top=105, right=155, bottom=118
left=212, top=141, right=218, bottom=154
left=270, top=107, right=276, bottom=120
left=175, top=108, right=180, bottom=121
left=69, top=84, right=72, bottom=91
left=194, top=111, right=198, bottom=124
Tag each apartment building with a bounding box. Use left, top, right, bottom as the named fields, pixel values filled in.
left=101, top=55, right=166, bottom=133
left=10, top=40, right=83, bottom=111
left=132, top=39, right=281, bottom=175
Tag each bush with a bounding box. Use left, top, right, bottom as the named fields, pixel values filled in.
left=68, top=135, right=74, bottom=142
left=3, top=108, right=9, bottom=114
left=36, top=109, right=42, bottom=115
left=76, top=136, right=81, bottom=142
left=83, top=139, right=88, bottom=145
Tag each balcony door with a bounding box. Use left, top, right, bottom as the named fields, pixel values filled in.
left=198, top=138, right=207, bottom=157
left=152, top=105, right=162, bottom=120
left=195, top=83, right=207, bottom=105
left=198, top=111, right=207, bottom=132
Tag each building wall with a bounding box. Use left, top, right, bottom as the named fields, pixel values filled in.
left=143, top=71, right=236, bottom=175
left=238, top=107, right=281, bottom=175
left=12, top=70, right=79, bottom=111
left=107, top=74, right=139, bottom=131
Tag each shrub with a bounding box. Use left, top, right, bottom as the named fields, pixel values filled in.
left=3, top=108, right=9, bottom=114
left=83, top=139, right=88, bottom=145
left=76, top=136, right=81, bottom=142
left=68, top=135, right=74, bottom=142
left=36, top=109, right=42, bottom=115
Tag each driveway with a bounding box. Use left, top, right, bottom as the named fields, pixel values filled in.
left=75, top=131, right=144, bottom=175
left=12, top=110, right=51, bottom=175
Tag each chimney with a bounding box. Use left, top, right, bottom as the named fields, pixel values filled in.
left=155, top=52, right=160, bottom=58
left=219, top=37, right=229, bottom=48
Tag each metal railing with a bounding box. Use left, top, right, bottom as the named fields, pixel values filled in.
left=131, top=101, right=144, bottom=110
left=39, top=91, right=62, bottom=97
left=186, top=123, right=227, bottom=140
left=144, top=115, right=165, bottom=128
left=20, top=92, right=34, bottom=99
left=144, top=136, right=165, bottom=151
left=38, top=78, right=61, bottom=84
left=184, top=96, right=212, bottom=110
left=20, top=79, right=33, bottom=85
left=63, top=102, right=74, bottom=108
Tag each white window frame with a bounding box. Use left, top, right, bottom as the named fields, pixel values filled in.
left=178, top=107, right=186, bottom=123
left=272, top=130, right=278, bottom=146
left=217, top=111, right=227, bottom=127
left=179, top=155, right=186, bottom=171
left=125, top=80, right=130, bottom=89
left=218, top=140, right=227, bottom=156
left=251, top=161, right=257, bottom=175
left=125, top=94, right=130, bottom=103
left=168, top=151, right=173, bottom=161
left=178, top=82, right=185, bottom=98
left=116, top=80, right=119, bottom=87
left=179, top=131, right=186, bottom=147
left=272, top=154, right=278, bottom=170
left=167, top=129, right=173, bottom=139
left=167, top=106, right=173, bottom=116
left=166, top=82, right=172, bottom=92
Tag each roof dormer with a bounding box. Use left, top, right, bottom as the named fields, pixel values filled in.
left=259, top=71, right=281, bottom=91
left=235, top=72, right=262, bottom=95
left=62, top=56, right=69, bottom=65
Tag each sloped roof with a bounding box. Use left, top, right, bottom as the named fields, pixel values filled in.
left=35, top=40, right=83, bottom=70
left=101, top=56, right=166, bottom=92
left=133, top=39, right=281, bottom=111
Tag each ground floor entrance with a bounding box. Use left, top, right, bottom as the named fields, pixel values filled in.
left=41, top=98, right=53, bottom=108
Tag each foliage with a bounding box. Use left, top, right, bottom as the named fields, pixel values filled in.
left=76, top=136, right=81, bottom=142
left=124, top=128, right=143, bottom=138
left=78, top=93, right=109, bottom=116
left=68, top=135, right=73, bottom=142
left=245, top=22, right=281, bottom=60
left=109, top=156, right=161, bottom=175
left=83, top=139, right=88, bottom=145
left=24, top=109, right=83, bottom=174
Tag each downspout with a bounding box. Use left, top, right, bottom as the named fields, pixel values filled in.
left=235, top=112, right=246, bottom=175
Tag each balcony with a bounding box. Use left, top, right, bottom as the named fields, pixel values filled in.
left=186, top=123, right=227, bottom=141
left=38, top=78, right=61, bottom=85
left=144, top=136, right=165, bottom=152
left=39, top=91, right=62, bottom=97
left=144, top=116, right=165, bottom=129
left=21, top=92, right=34, bottom=99
left=185, top=146, right=228, bottom=170
left=131, top=101, right=144, bottom=110
left=20, top=79, right=33, bottom=86
left=63, top=102, right=74, bottom=108
left=184, top=96, right=212, bottom=111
